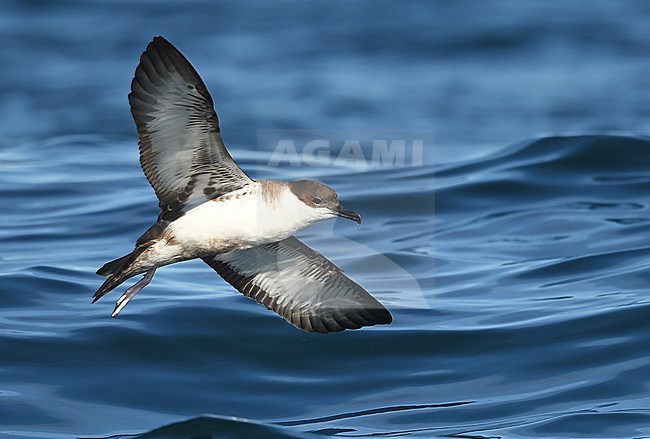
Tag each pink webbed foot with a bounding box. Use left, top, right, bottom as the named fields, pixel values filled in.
left=111, top=269, right=156, bottom=317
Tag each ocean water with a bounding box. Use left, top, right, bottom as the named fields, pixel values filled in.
left=2, top=1, right=650, bottom=438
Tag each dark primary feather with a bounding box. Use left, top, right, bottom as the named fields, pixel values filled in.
left=202, top=236, right=392, bottom=333
left=129, top=36, right=252, bottom=221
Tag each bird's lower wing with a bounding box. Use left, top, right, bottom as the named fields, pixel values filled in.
left=201, top=236, right=392, bottom=333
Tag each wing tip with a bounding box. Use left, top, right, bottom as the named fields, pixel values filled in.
left=149, top=36, right=177, bottom=55
left=294, top=305, right=393, bottom=334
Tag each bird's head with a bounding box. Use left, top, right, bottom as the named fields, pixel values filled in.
left=288, top=180, right=361, bottom=225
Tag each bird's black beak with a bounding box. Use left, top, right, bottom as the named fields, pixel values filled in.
left=334, top=205, right=361, bottom=224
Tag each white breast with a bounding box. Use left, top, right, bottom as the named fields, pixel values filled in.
left=167, top=183, right=320, bottom=255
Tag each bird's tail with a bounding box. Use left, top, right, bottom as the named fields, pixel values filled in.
left=93, top=245, right=149, bottom=303
left=92, top=271, right=132, bottom=303
left=96, top=254, right=131, bottom=276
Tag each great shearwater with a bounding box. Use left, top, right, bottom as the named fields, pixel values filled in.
left=93, top=36, right=392, bottom=333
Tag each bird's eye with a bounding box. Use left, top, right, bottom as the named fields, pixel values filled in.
left=312, top=197, right=323, bottom=205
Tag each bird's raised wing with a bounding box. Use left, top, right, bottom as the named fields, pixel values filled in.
left=202, top=236, right=392, bottom=333
left=129, top=36, right=252, bottom=221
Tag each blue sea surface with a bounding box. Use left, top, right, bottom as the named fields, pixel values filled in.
left=2, top=1, right=650, bottom=438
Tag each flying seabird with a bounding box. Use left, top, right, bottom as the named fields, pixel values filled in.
left=93, top=36, right=392, bottom=333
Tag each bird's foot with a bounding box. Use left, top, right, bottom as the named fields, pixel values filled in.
left=111, top=269, right=156, bottom=318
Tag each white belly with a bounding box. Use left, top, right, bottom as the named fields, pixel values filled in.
left=166, top=185, right=316, bottom=255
